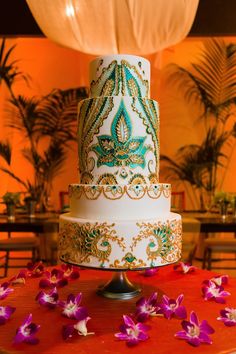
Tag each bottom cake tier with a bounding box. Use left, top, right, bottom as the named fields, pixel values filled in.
left=58, top=212, right=182, bottom=270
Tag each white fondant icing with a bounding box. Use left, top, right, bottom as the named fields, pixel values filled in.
left=69, top=183, right=171, bottom=221
left=59, top=54, right=182, bottom=271
left=89, top=54, right=150, bottom=98
left=59, top=212, right=182, bottom=270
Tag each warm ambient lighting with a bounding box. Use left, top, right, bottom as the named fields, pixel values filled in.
left=65, top=3, right=75, bottom=17
left=26, top=0, right=199, bottom=55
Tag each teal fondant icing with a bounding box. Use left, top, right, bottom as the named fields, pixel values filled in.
left=92, top=99, right=150, bottom=169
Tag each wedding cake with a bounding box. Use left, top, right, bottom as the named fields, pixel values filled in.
left=58, top=55, right=182, bottom=270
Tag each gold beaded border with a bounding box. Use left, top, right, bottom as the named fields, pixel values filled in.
left=69, top=183, right=171, bottom=201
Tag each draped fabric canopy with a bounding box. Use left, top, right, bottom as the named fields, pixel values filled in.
left=26, top=0, right=199, bottom=55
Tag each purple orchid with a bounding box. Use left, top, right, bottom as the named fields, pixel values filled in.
left=0, top=305, right=16, bottom=324
left=135, top=292, right=160, bottom=322
left=202, top=281, right=230, bottom=303
left=39, top=269, right=68, bottom=289
left=62, top=314, right=94, bottom=340
left=203, top=275, right=229, bottom=287
left=217, top=307, right=236, bottom=326
left=13, top=314, right=40, bottom=345
left=0, top=282, right=14, bottom=300
left=9, top=270, right=27, bottom=285
left=59, top=293, right=87, bottom=320
left=157, top=294, right=187, bottom=319
left=115, top=315, right=150, bottom=347
left=174, top=262, right=196, bottom=274
left=175, top=311, right=214, bottom=347
left=142, top=268, right=158, bottom=277
left=60, top=264, right=80, bottom=280
left=36, top=287, right=59, bottom=308
left=27, top=261, right=45, bottom=277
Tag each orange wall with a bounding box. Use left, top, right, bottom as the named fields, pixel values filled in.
left=0, top=37, right=235, bottom=210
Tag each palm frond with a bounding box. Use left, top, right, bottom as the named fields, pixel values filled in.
left=0, top=38, right=28, bottom=89
left=0, top=167, right=27, bottom=188
left=7, top=95, right=41, bottom=138
left=0, top=141, right=11, bottom=164
left=35, top=87, right=88, bottom=143
left=166, top=38, right=236, bottom=122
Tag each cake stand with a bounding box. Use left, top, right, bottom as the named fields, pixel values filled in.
left=97, top=270, right=141, bottom=299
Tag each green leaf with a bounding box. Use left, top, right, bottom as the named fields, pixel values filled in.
left=97, top=135, right=115, bottom=153
left=116, top=115, right=129, bottom=143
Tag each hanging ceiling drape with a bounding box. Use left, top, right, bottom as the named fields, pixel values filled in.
left=26, top=0, right=199, bottom=55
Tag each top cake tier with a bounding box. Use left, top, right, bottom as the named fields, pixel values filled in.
left=89, top=55, right=150, bottom=99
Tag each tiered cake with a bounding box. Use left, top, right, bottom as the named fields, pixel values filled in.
left=58, top=55, right=182, bottom=270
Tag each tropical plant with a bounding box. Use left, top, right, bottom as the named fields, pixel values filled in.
left=161, top=38, right=236, bottom=209
left=0, top=38, right=88, bottom=211
left=2, top=192, right=20, bottom=205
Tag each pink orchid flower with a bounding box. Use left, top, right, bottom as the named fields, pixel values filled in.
left=174, top=262, right=196, bottom=274
left=175, top=311, right=214, bottom=347
left=157, top=294, right=187, bottom=319
left=202, top=281, right=230, bottom=303
left=0, top=282, right=13, bottom=300
left=115, top=315, right=150, bottom=347
left=217, top=307, right=236, bottom=326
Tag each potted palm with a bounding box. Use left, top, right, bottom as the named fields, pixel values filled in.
left=161, top=38, right=236, bottom=210
left=2, top=192, right=20, bottom=220
left=0, top=38, right=88, bottom=211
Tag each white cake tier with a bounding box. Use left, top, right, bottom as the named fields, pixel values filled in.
left=89, top=55, right=150, bottom=98
left=78, top=96, right=159, bottom=185
left=69, top=183, right=171, bottom=221
left=59, top=212, right=182, bottom=270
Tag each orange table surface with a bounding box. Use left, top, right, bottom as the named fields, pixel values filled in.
left=1, top=265, right=236, bottom=354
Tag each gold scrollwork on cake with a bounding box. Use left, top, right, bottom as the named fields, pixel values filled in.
left=110, top=254, right=147, bottom=269
left=69, top=184, right=171, bottom=201
left=126, top=184, right=146, bottom=199
left=103, top=185, right=125, bottom=200
left=84, top=185, right=103, bottom=200
left=133, top=219, right=182, bottom=266
left=58, top=220, right=126, bottom=267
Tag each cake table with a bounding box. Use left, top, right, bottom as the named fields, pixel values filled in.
left=0, top=265, right=236, bottom=353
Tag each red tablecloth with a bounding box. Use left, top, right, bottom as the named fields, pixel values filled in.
left=1, top=265, right=236, bottom=354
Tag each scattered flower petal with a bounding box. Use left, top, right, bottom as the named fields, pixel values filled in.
left=62, top=316, right=94, bottom=340
left=59, top=293, right=87, bottom=320
left=0, top=305, right=16, bottom=324
left=174, top=262, right=196, bottom=274
left=13, top=314, right=40, bottom=345
left=202, top=281, right=230, bottom=303
left=60, top=264, right=80, bottom=280
left=175, top=311, right=214, bottom=347
left=217, top=307, right=236, bottom=326
left=157, top=294, right=187, bottom=319
left=115, top=315, right=150, bottom=346
left=142, top=268, right=158, bottom=277
left=27, top=262, right=45, bottom=277
left=39, top=269, right=68, bottom=289
left=203, top=275, right=229, bottom=287
left=9, top=270, right=27, bottom=285
left=135, top=292, right=160, bottom=322
left=36, top=287, right=59, bottom=308
left=0, top=282, right=14, bottom=300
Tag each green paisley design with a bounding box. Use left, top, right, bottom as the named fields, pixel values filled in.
left=90, top=59, right=149, bottom=98
left=78, top=97, right=114, bottom=177
left=59, top=221, right=125, bottom=267
left=133, top=221, right=175, bottom=266
left=131, top=97, right=159, bottom=171
left=91, top=99, right=150, bottom=169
